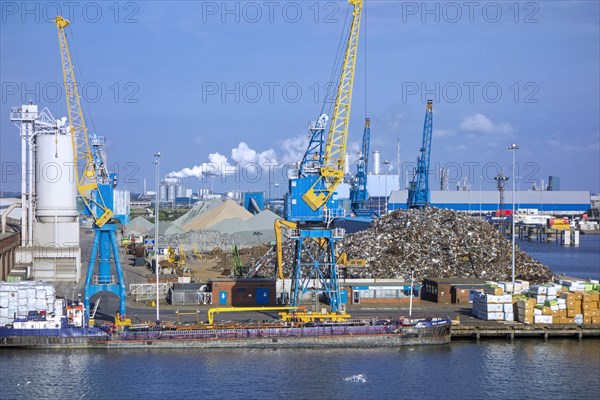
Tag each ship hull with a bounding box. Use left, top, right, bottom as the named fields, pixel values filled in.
left=0, top=322, right=450, bottom=349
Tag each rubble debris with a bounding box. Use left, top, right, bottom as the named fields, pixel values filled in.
left=247, top=208, right=553, bottom=282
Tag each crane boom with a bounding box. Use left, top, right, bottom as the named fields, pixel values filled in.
left=350, top=118, right=372, bottom=216
left=302, top=0, right=363, bottom=211
left=55, top=16, right=113, bottom=227
left=407, top=100, right=434, bottom=208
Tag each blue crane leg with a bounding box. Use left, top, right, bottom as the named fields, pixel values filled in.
left=84, top=232, right=100, bottom=316
left=109, top=229, right=127, bottom=315
left=98, top=230, right=112, bottom=283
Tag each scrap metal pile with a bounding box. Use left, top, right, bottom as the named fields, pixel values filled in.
left=253, top=208, right=553, bottom=282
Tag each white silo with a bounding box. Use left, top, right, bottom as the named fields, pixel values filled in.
left=373, top=151, right=381, bottom=175
left=32, top=131, right=81, bottom=281
left=168, top=184, right=176, bottom=202
left=35, top=134, right=78, bottom=223
left=159, top=183, right=168, bottom=202
left=176, top=183, right=185, bottom=198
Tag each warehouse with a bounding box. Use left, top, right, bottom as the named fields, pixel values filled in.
left=210, top=278, right=276, bottom=307
left=346, top=283, right=421, bottom=305
left=421, top=277, right=488, bottom=304
left=387, top=190, right=591, bottom=215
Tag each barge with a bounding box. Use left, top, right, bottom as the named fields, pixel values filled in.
left=0, top=305, right=452, bottom=349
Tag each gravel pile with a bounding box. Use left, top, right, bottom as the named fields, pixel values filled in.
left=247, top=208, right=553, bottom=282
left=163, top=229, right=249, bottom=252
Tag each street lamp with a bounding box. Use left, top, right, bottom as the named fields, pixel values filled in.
left=384, top=160, right=390, bottom=214
left=153, top=152, right=162, bottom=325
left=508, top=144, right=519, bottom=283
left=479, top=176, right=483, bottom=219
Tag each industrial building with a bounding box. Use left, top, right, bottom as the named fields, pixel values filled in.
left=421, top=277, right=489, bottom=304
left=209, top=278, right=277, bottom=307
left=387, top=190, right=591, bottom=215
left=345, top=283, right=420, bottom=305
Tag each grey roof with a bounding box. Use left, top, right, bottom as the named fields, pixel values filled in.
left=388, top=190, right=590, bottom=205
left=423, top=277, right=489, bottom=285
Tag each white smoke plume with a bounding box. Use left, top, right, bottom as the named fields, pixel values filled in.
left=167, top=142, right=281, bottom=179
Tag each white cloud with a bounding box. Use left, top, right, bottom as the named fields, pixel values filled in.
left=445, top=144, right=467, bottom=152
left=388, top=113, right=404, bottom=130
left=546, top=139, right=600, bottom=152
left=433, top=129, right=455, bottom=138
left=459, top=113, right=513, bottom=136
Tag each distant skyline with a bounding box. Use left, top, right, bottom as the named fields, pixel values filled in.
left=1, top=1, right=599, bottom=194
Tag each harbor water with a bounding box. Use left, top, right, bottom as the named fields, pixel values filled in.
left=520, top=234, right=600, bottom=280
left=1, top=235, right=599, bottom=399
left=0, top=340, right=599, bottom=400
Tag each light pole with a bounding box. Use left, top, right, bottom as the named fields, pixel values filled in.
left=479, top=176, right=483, bottom=219
left=153, top=152, right=162, bottom=325
left=409, top=267, right=415, bottom=320
left=508, top=144, right=519, bottom=283
left=384, top=160, right=390, bottom=214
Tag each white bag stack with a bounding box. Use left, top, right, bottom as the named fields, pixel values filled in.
left=0, top=281, right=57, bottom=326
left=472, top=292, right=514, bottom=321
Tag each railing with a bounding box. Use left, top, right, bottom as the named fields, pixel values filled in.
left=93, top=275, right=116, bottom=285
left=129, top=283, right=169, bottom=301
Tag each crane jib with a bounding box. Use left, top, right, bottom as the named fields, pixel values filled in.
left=302, top=0, right=363, bottom=211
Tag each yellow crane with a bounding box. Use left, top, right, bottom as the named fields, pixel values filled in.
left=302, top=0, right=363, bottom=211
left=55, top=16, right=113, bottom=227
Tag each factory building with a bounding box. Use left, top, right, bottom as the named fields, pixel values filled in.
left=387, top=190, right=591, bottom=215
left=421, top=277, right=489, bottom=304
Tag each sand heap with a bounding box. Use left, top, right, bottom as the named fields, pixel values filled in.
left=126, top=216, right=155, bottom=235
left=165, top=199, right=253, bottom=234
left=163, top=200, right=281, bottom=250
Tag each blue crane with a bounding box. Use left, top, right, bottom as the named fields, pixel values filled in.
left=55, top=16, right=129, bottom=320
left=408, top=100, right=434, bottom=209
left=349, top=118, right=376, bottom=217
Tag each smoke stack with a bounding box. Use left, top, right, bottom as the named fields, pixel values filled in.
left=373, top=151, right=381, bottom=175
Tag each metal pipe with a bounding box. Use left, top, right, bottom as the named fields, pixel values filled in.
left=1, top=203, right=21, bottom=234
left=28, top=129, right=34, bottom=247
left=20, top=121, right=27, bottom=245
left=409, top=267, right=414, bottom=320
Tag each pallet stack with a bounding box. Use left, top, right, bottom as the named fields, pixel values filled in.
left=472, top=292, right=513, bottom=321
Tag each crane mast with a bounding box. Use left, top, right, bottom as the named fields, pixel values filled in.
left=302, top=0, right=363, bottom=211
left=55, top=16, right=127, bottom=320
left=408, top=100, right=434, bottom=208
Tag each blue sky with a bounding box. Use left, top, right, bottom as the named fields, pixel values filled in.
left=1, top=1, right=599, bottom=195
